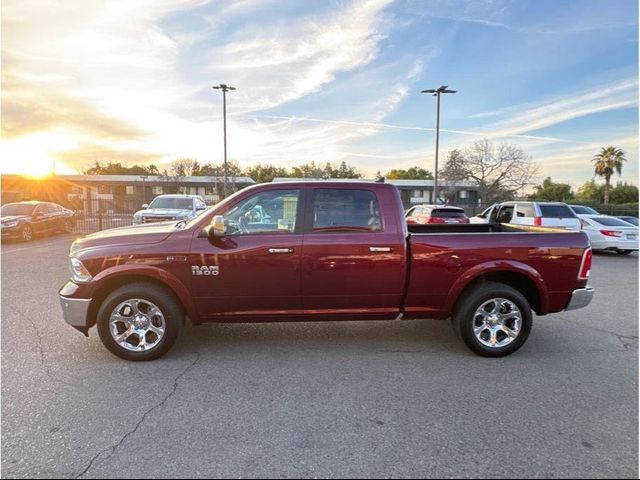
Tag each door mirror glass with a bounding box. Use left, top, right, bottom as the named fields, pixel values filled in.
left=211, top=215, right=226, bottom=237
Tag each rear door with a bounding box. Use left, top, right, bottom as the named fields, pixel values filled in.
left=538, top=204, right=580, bottom=230
left=300, top=186, right=407, bottom=318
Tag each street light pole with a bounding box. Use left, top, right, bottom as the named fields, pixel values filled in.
left=421, top=85, right=456, bottom=204
left=212, top=83, right=236, bottom=198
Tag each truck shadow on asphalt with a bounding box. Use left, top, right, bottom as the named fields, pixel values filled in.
left=169, top=318, right=465, bottom=358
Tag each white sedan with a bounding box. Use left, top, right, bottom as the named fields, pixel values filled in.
left=578, top=214, right=639, bottom=255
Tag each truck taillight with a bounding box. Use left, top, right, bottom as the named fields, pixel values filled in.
left=578, top=248, right=592, bottom=280
left=600, top=230, right=622, bottom=237
left=533, top=216, right=542, bottom=226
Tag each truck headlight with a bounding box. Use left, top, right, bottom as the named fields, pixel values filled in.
left=69, top=257, right=92, bottom=283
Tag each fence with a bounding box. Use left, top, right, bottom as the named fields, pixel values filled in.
left=70, top=198, right=137, bottom=234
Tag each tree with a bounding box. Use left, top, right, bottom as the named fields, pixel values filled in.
left=244, top=164, right=290, bottom=183
left=592, top=146, right=626, bottom=204
left=84, top=161, right=159, bottom=175
left=291, top=161, right=325, bottom=178
left=331, top=161, right=362, bottom=179
left=528, top=177, right=574, bottom=202
left=198, top=161, right=243, bottom=177
left=575, top=180, right=602, bottom=202
left=609, top=182, right=639, bottom=204
left=439, top=149, right=468, bottom=202
left=170, top=158, right=201, bottom=177
left=385, top=166, right=433, bottom=180
left=460, top=139, right=538, bottom=203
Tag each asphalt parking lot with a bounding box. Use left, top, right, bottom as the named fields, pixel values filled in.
left=1, top=234, right=638, bottom=479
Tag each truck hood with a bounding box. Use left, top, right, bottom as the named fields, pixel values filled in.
left=70, top=222, right=177, bottom=255
left=136, top=208, right=193, bottom=216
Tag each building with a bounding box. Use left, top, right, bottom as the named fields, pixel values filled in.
left=1, top=174, right=256, bottom=213
left=271, top=178, right=480, bottom=208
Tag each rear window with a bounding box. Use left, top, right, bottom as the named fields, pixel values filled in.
left=539, top=205, right=576, bottom=218
left=431, top=208, right=466, bottom=218
left=571, top=206, right=599, bottom=215
left=516, top=204, right=535, bottom=217
left=591, top=217, right=636, bottom=227
left=312, top=189, right=382, bottom=233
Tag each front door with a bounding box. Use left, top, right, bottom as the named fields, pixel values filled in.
left=300, top=187, right=406, bottom=318
left=190, top=188, right=303, bottom=320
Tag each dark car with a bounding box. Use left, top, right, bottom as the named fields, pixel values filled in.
left=617, top=216, right=639, bottom=226
left=1, top=201, right=75, bottom=242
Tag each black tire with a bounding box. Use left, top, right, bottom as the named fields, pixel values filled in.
left=97, top=282, right=184, bottom=361
left=617, top=250, right=633, bottom=255
left=451, top=281, right=532, bottom=357
left=20, top=224, right=33, bottom=242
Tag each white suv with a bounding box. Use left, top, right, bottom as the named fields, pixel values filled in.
left=490, top=201, right=581, bottom=231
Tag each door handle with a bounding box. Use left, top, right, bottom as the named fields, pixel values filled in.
left=369, top=246, right=392, bottom=252
left=268, top=248, right=294, bottom=254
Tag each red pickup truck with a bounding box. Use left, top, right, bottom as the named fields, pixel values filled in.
left=59, top=181, right=593, bottom=361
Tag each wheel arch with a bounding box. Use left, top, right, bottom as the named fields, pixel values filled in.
left=86, top=267, right=198, bottom=330
left=445, top=262, right=549, bottom=315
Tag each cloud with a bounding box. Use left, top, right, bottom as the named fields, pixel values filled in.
left=207, top=0, right=394, bottom=112
left=469, top=78, right=638, bottom=139
left=1, top=74, right=146, bottom=141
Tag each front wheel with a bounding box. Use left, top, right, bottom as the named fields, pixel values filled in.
left=97, top=283, right=184, bottom=361
left=20, top=225, right=33, bottom=242
left=617, top=250, right=633, bottom=255
left=452, top=281, right=532, bottom=357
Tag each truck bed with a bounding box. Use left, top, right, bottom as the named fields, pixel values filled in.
left=407, top=223, right=577, bottom=234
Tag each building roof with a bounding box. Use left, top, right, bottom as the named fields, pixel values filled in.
left=271, top=177, right=478, bottom=188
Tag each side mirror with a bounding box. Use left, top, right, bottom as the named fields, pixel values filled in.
left=211, top=215, right=226, bottom=237
left=197, top=205, right=206, bottom=210
left=142, top=204, right=149, bottom=209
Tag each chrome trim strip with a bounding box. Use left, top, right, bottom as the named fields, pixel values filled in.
left=565, top=286, right=594, bottom=311
left=59, top=296, right=91, bottom=327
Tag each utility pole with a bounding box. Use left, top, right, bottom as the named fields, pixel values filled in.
left=421, top=85, right=456, bottom=204
left=212, top=83, right=236, bottom=198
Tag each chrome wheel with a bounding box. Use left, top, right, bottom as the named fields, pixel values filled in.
left=472, top=297, right=522, bottom=348
left=109, top=299, right=166, bottom=352
left=21, top=225, right=33, bottom=241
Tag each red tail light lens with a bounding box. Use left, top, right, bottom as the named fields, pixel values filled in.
left=600, top=230, right=622, bottom=237
left=427, top=217, right=445, bottom=224
left=533, top=216, right=542, bottom=226
left=578, top=248, right=592, bottom=280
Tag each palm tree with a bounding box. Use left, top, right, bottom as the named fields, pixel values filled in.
left=592, top=146, right=626, bottom=204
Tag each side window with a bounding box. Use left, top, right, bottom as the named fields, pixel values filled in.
left=34, top=204, right=48, bottom=215
left=311, top=189, right=382, bottom=233
left=224, top=189, right=300, bottom=235
left=516, top=204, right=535, bottom=217
left=497, top=205, right=514, bottom=223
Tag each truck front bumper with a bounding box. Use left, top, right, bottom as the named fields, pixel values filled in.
left=565, top=286, right=594, bottom=311
left=59, top=295, right=92, bottom=335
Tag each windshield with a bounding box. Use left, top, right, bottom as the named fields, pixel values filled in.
left=1, top=204, right=36, bottom=216
left=592, top=216, right=636, bottom=227
left=148, top=197, right=193, bottom=210
left=571, top=206, right=599, bottom=215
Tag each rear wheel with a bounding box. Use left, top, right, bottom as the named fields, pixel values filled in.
left=617, top=250, right=633, bottom=255
left=452, top=281, right=532, bottom=357
left=97, top=283, right=184, bottom=361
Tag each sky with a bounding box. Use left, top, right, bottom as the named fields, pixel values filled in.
left=1, top=0, right=638, bottom=187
